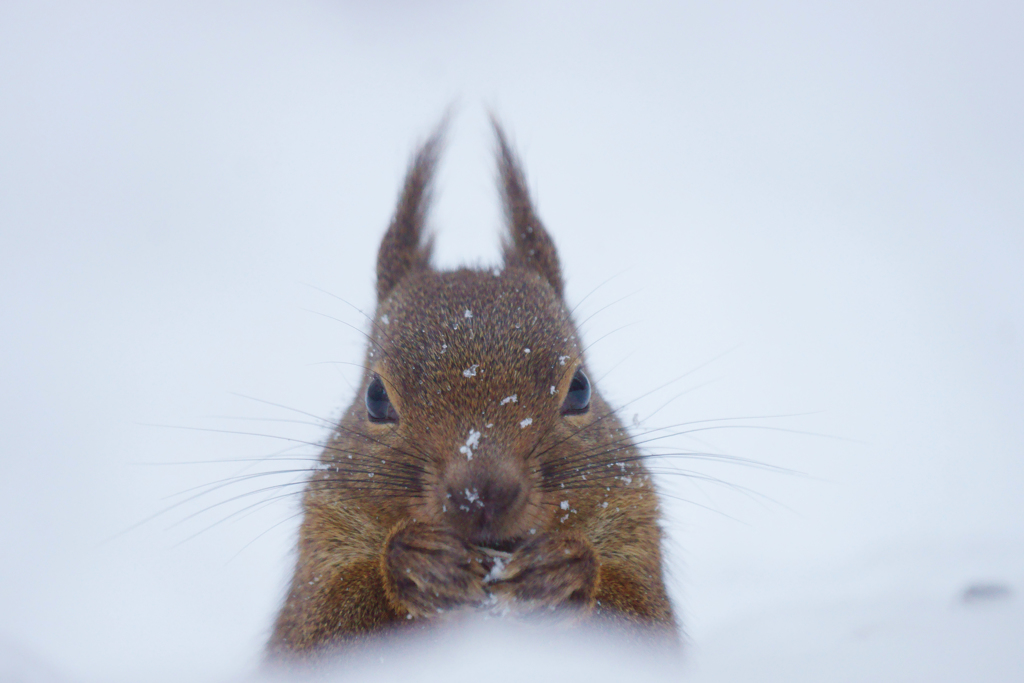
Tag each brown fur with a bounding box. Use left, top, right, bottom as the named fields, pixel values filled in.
left=266, top=121, right=678, bottom=663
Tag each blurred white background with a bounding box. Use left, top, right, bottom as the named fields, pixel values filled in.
left=1, top=1, right=1022, bottom=681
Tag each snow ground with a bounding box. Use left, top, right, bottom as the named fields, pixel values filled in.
left=5, top=541, right=1022, bottom=683
left=2, top=1, right=1023, bottom=681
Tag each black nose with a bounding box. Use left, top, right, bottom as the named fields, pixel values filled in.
left=444, top=476, right=523, bottom=541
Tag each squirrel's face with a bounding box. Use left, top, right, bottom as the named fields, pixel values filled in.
left=344, top=122, right=599, bottom=545
left=365, top=268, right=589, bottom=544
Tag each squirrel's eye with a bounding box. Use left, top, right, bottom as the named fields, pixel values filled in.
left=366, top=375, right=398, bottom=423
left=561, top=368, right=591, bottom=415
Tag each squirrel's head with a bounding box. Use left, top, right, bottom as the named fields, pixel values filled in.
left=356, top=122, right=596, bottom=546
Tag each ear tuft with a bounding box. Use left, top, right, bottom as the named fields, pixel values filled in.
left=375, top=121, right=446, bottom=302
left=492, top=118, right=564, bottom=298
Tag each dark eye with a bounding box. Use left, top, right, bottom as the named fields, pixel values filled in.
left=561, top=368, right=591, bottom=415
left=366, top=375, right=398, bottom=423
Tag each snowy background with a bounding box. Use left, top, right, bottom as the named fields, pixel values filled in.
left=2, top=1, right=1023, bottom=681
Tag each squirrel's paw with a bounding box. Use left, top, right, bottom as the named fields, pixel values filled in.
left=494, top=532, right=599, bottom=614
left=382, top=521, right=489, bottom=619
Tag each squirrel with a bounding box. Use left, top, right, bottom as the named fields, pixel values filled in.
left=266, top=121, right=678, bottom=663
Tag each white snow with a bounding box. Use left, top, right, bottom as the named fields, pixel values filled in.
left=481, top=555, right=508, bottom=584
left=519, top=417, right=533, bottom=429
left=462, top=364, right=479, bottom=378
left=499, top=394, right=517, bottom=405
left=458, top=428, right=482, bottom=460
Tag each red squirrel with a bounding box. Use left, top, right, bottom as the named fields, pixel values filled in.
left=267, top=122, right=677, bottom=661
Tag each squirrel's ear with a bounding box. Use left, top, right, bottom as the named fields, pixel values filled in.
left=493, top=120, right=564, bottom=299
left=375, top=125, right=444, bottom=302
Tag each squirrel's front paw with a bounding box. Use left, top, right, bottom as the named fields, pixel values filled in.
left=382, top=521, right=489, bottom=619
left=494, top=532, right=599, bottom=614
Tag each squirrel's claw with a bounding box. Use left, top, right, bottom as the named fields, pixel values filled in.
left=490, top=532, right=600, bottom=615
left=382, top=521, right=490, bottom=619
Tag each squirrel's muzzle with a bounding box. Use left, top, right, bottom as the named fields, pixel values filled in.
left=440, top=457, right=528, bottom=543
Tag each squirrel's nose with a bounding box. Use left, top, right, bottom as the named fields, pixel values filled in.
left=443, top=474, right=524, bottom=542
